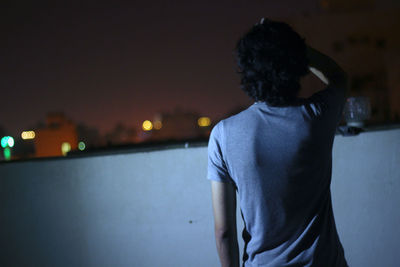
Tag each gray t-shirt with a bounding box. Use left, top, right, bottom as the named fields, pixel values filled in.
left=207, top=84, right=349, bottom=267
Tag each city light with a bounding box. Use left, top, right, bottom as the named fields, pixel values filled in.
left=154, top=120, right=162, bottom=130
left=4, top=147, right=11, bottom=161
left=61, top=142, right=71, bottom=156
left=78, top=141, right=86, bottom=151
left=1, top=137, right=7, bottom=148
left=21, top=131, right=35, bottom=140
left=1, top=136, right=14, bottom=148
left=198, top=117, right=211, bottom=127
left=142, top=120, right=153, bottom=131
left=8, top=137, right=14, bottom=147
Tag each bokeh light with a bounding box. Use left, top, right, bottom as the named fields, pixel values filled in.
left=1, top=137, right=8, bottom=148
left=7, top=137, right=14, bottom=147
left=154, top=120, right=162, bottom=130
left=198, top=117, right=211, bottom=127
left=21, top=131, right=35, bottom=140
left=78, top=141, right=86, bottom=151
left=1, top=136, right=14, bottom=148
left=4, top=147, right=11, bottom=161
left=142, top=120, right=153, bottom=131
left=61, top=142, right=71, bottom=156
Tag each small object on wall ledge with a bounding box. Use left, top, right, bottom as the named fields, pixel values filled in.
left=343, top=96, right=371, bottom=128
left=336, top=126, right=365, bottom=136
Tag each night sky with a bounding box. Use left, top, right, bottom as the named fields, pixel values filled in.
left=0, top=2, right=366, bottom=136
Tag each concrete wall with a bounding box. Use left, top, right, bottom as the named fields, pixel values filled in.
left=0, top=128, right=399, bottom=267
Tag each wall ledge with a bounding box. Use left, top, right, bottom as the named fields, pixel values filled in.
left=2, top=122, right=399, bottom=165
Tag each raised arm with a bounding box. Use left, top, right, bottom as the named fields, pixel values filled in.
left=306, top=45, right=348, bottom=90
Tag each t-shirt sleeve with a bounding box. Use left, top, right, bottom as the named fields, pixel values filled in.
left=207, top=122, right=233, bottom=183
left=306, top=83, right=346, bottom=125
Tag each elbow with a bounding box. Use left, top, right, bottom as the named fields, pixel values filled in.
left=214, top=227, right=236, bottom=241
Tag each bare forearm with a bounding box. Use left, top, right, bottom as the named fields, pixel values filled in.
left=215, top=235, right=239, bottom=267
left=307, top=45, right=347, bottom=86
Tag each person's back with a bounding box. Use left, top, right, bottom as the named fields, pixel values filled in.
left=207, top=18, right=349, bottom=267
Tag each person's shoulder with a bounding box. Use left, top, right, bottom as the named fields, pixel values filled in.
left=220, top=105, right=254, bottom=127
left=210, top=104, right=257, bottom=140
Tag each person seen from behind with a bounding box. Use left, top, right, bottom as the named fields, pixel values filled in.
left=207, top=17, right=349, bottom=267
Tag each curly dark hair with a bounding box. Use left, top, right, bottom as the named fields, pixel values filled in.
left=234, top=18, right=310, bottom=106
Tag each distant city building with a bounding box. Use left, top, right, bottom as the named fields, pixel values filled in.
left=146, top=107, right=211, bottom=142
left=104, top=122, right=138, bottom=145
left=34, top=112, right=78, bottom=157
left=10, top=137, right=35, bottom=160
left=76, top=123, right=105, bottom=148
left=287, top=5, right=400, bottom=123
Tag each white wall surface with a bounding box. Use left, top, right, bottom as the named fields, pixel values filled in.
left=0, top=128, right=399, bottom=267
